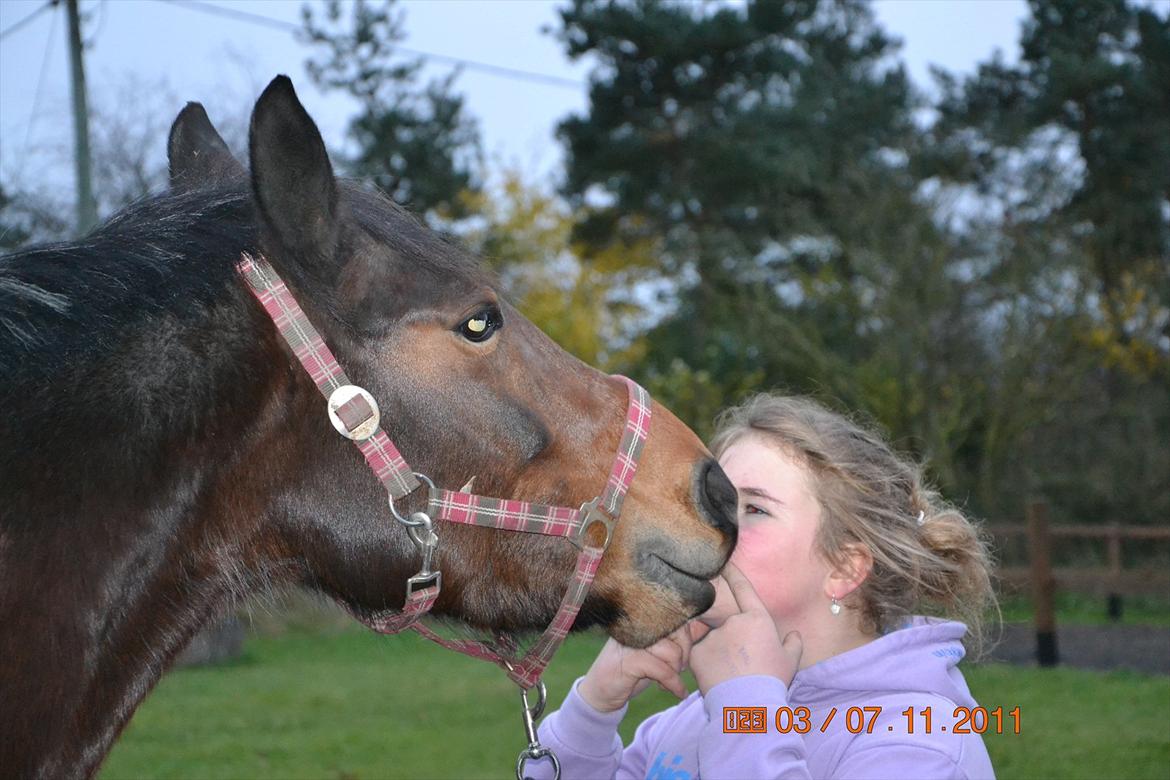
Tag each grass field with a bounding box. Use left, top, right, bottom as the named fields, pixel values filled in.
left=996, top=590, right=1170, bottom=627
left=99, top=624, right=1170, bottom=780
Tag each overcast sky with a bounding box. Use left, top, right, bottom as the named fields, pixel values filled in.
left=0, top=0, right=1034, bottom=195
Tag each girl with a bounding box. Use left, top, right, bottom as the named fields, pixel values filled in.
left=534, top=394, right=997, bottom=779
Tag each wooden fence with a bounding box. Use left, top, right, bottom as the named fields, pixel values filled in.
left=986, top=501, right=1170, bottom=666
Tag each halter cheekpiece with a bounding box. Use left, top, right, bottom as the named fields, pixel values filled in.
left=236, top=252, right=651, bottom=778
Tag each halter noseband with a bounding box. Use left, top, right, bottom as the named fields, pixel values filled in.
left=235, top=252, right=651, bottom=690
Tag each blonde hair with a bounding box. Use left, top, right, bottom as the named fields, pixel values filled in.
left=710, top=394, right=997, bottom=656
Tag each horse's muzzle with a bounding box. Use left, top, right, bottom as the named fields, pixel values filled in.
left=696, top=459, right=738, bottom=539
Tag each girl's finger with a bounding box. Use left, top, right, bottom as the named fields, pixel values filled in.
left=646, top=638, right=685, bottom=671
left=688, top=619, right=712, bottom=644
left=781, top=630, right=804, bottom=665
left=637, top=654, right=687, bottom=695
left=721, top=561, right=767, bottom=613
left=665, top=624, right=695, bottom=665
left=656, top=673, right=688, bottom=699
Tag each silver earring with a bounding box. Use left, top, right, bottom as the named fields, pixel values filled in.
left=830, top=597, right=842, bottom=616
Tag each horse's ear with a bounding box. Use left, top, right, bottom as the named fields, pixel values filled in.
left=248, top=75, right=338, bottom=265
left=167, top=102, right=244, bottom=189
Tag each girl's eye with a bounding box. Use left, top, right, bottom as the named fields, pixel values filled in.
left=458, top=307, right=502, bottom=343
left=743, top=503, right=768, bottom=517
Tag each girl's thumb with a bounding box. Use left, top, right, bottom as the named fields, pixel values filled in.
left=782, top=630, right=803, bottom=659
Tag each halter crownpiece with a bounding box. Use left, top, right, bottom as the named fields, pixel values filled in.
left=235, top=250, right=651, bottom=692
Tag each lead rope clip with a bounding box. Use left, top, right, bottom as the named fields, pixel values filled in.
left=405, top=512, right=441, bottom=595
left=514, top=680, right=560, bottom=780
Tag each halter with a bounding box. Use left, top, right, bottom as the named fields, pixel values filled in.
left=236, top=252, right=650, bottom=777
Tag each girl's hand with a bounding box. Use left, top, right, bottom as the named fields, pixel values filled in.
left=577, top=623, right=699, bottom=713
left=689, top=562, right=803, bottom=695
left=697, top=573, right=736, bottom=628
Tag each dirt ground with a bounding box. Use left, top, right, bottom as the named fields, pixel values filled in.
left=988, top=622, right=1170, bottom=675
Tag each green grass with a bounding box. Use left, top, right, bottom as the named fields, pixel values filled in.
left=99, top=627, right=1170, bottom=780
left=964, top=664, right=1170, bottom=780
left=996, top=591, right=1170, bottom=627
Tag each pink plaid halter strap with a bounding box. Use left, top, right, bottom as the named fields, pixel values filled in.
left=235, top=251, right=651, bottom=689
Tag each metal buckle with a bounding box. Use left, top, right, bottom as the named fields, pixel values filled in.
left=574, top=498, right=615, bottom=551
left=407, top=569, right=441, bottom=596
left=326, top=384, right=381, bottom=441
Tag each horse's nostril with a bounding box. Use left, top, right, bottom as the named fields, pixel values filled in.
left=697, top=459, right=738, bottom=535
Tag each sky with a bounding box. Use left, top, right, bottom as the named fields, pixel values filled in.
left=0, top=0, right=1032, bottom=197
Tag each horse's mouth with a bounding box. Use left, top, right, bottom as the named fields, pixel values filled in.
left=637, top=552, right=717, bottom=612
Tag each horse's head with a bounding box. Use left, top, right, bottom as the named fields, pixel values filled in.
left=173, top=77, right=737, bottom=649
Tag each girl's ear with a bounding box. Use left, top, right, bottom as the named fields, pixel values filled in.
left=825, top=543, right=873, bottom=600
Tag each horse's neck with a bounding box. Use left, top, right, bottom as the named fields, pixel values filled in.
left=0, top=291, right=304, bottom=779
left=1, top=482, right=242, bottom=778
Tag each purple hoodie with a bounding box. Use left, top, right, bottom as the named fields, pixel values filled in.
left=533, top=618, right=995, bottom=779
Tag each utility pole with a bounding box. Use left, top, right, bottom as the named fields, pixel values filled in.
left=63, top=0, right=96, bottom=235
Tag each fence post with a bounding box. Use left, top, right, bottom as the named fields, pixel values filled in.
left=1026, top=501, right=1058, bottom=667
left=1106, top=523, right=1123, bottom=621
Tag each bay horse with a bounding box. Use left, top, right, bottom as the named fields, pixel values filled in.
left=0, top=76, right=737, bottom=779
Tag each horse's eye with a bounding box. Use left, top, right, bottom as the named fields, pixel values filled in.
left=458, top=307, right=502, bottom=343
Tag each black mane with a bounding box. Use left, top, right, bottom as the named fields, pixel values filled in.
left=0, top=186, right=254, bottom=378
left=0, top=182, right=483, bottom=380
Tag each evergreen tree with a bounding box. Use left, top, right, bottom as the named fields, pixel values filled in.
left=301, top=0, right=481, bottom=218
left=553, top=0, right=919, bottom=384
left=932, top=0, right=1169, bottom=369
left=927, top=0, right=1169, bottom=522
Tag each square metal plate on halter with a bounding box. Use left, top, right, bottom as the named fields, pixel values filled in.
left=326, top=384, right=381, bottom=441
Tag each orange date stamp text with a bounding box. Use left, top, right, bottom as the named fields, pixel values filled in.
left=722, top=705, right=1021, bottom=735
left=723, top=706, right=769, bottom=734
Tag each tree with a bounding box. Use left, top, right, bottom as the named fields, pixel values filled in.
left=554, top=0, right=916, bottom=365
left=0, top=183, right=58, bottom=251
left=552, top=0, right=992, bottom=459
left=301, top=0, right=481, bottom=219
left=459, top=171, right=651, bottom=370
left=928, top=0, right=1170, bottom=523
left=932, top=0, right=1169, bottom=371
left=1, top=75, right=249, bottom=249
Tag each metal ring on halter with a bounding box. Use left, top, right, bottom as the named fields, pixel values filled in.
left=516, top=745, right=560, bottom=780
left=406, top=517, right=437, bottom=548
left=388, top=472, right=437, bottom=526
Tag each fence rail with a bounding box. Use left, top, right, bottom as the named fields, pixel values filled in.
left=988, top=521, right=1170, bottom=597
left=985, top=502, right=1170, bottom=667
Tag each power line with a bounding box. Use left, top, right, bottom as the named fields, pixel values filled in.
left=165, top=0, right=585, bottom=91
left=0, top=1, right=53, bottom=42
left=11, top=1, right=59, bottom=185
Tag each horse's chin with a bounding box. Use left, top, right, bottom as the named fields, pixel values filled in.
left=332, top=564, right=717, bottom=654
left=601, top=580, right=716, bottom=650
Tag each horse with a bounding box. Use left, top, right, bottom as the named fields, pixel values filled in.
left=0, top=76, right=737, bottom=779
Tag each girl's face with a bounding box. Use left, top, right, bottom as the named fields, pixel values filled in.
left=709, top=435, right=833, bottom=627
